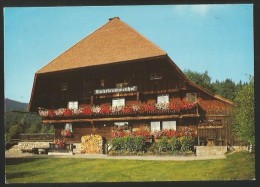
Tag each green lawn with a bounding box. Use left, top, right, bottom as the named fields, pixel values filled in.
left=5, top=152, right=255, bottom=183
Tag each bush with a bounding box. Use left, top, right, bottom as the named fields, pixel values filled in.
left=168, top=137, right=181, bottom=151
left=109, top=134, right=195, bottom=156
left=155, top=136, right=194, bottom=155
left=158, top=136, right=169, bottom=152
left=179, top=136, right=195, bottom=152
left=109, top=136, right=146, bottom=154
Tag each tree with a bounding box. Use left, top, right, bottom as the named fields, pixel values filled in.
left=212, top=79, right=237, bottom=100
left=8, top=124, right=22, bottom=140
left=184, top=69, right=216, bottom=93
left=231, top=77, right=254, bottom=147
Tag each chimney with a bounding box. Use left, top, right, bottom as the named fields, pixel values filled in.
left=109, top=17, right=120, bottom=21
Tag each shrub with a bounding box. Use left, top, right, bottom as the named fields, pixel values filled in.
left=109, top=136, right=146, bottom=154
left=168, top=137, right=181, bottom=151
left=158, top=136, right=170, bottom=153
left=179, top=136, right=195, bottom=152
left=147, top=142, right=159, bottom=155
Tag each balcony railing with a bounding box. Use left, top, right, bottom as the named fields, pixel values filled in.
left=38, top=101, right=198, bottom=120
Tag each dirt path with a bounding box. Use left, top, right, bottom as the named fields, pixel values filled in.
left=5, top=149, right=226, bottom=161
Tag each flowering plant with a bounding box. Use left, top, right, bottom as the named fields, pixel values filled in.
left=100, top=105, right=112, bottom=115
left=112, top=129, right=131, bottom=138
left=179, top=127, right=196, bottom=137
left=53, top=139, right=65, bottom=148
left=39, top=109, right=49, bottom=117
left=83, top=107, right=92, bottom=116
left=133, top=128, right=151, bottom=138
left=61, top=129, right=73, bottom=137
left=131, top=104, right=140, bottom=112
left=153, top=129, right=180, bottom=139
left=140, top=103, right=157, bottom=113
left=198, top=99, right=232, bottom=114
left=155, top=102, right=169, bottom=110
left=92, top=105, right=101, bottom=114
left=38, top=101, right=198, bottom=118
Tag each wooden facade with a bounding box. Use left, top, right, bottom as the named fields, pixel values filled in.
left=28, top=17, right=235, bottom=147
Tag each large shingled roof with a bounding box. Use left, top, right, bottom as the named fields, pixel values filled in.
left=37, top=17, right=166, bottom=74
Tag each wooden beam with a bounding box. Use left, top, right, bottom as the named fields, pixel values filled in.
left=90, top=95, right=93, bottom=106
left=11, top=110, right=38, bottom=114
left=42, top=118, right=93, bottom=124
left=205, top=114, right=229, bottom=117
left=198, top=126, right=224, bottom=129
left=42, top=113, right=200, bottom=124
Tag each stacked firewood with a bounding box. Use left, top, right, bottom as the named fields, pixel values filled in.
left=81, top=134, right=103, bottom=154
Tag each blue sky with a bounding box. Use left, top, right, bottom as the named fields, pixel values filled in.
left=4, top=5, right=254, bottom=103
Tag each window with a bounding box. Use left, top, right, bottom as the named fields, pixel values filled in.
left=150, top=121, right=161, bottom=132
left=116, top=82, right=128, bottom=88
left=112, top=98, right=125, bottom=107
left=60, top=83, right=68, bottom=91
left=100, top=79, right=105, bottom=87
left=114, top=122, right=128, bottom=130
left=162, top=121, right=176, bottom=130
left=150, top=73, right=162, bottom=80
left=68, top=101, right=78, bottom=109
left=64, top=123, right=73, bottom=132
left=157, top=94, right=169, bottom=104
left=186, top=93, right=197, bottom=102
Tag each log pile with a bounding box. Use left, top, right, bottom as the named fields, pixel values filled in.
left=81, top=134, right=103, bottom=154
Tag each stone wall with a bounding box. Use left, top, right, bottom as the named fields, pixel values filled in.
left=195, top=146, right=227, bottom=156
left=18, top=142, right=51, bottom=152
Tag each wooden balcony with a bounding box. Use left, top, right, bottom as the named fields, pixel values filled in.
left=39, top=103, right=199, bottom=124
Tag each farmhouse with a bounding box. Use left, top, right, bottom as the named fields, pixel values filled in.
left=28, top=17, right=234, bottom=153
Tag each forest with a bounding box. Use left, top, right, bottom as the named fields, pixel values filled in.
left=5, top=99, right=53, bottom=143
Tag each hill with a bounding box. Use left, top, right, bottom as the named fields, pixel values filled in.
left=5, top=98, right=54, bottom=143
left=5, top=98, right=28, bottom=112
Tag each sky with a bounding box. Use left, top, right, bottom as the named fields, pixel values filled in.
left=4, top=4, right=254, bottom=103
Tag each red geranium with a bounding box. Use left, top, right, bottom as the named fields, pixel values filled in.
left=112, top=130, right=131, bottom=138
left=101, top=105, right=112, bottom=115
left=53, top=139, right=65, bottom=148
left=63, top=108, right=73, bottom=117
left=61, top=129, right=73, bottom=137
left=83, top=107, right=92, bottom=116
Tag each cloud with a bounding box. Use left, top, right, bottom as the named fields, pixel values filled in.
left=190, top=4, right=213, bottom=16
left=173, top=4, right=215, bottom=17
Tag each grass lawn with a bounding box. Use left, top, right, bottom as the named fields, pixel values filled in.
left=5, top=152, right=255, bottom=183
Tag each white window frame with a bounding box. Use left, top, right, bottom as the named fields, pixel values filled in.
left=186, top=93, right=197, bottom=102
left=150, top=121, right=161, bottom=132
left=114, top=122, right=128, bottom=130
left=60, top=83, right=68, bottom=91
left=116, top=82, right=128, bottom=88
left=68, top=101, right=78, bottom=109
left=100, top=79, right=105, bottom=87
left=112, top=98, right=125, bottom=107
left=64, top=123, right=73, bottom=132
left=150, top=73, right=162, bottom=80
left=157, top=94, right=169, bottom=104
left=162, top=121, right=176, bottom=130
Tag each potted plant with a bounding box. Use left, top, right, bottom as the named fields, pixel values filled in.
left=61, top=129, right=73, bottom=138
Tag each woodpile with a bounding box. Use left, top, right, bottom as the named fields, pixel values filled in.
left=81, top=134, right=103, bottom=154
